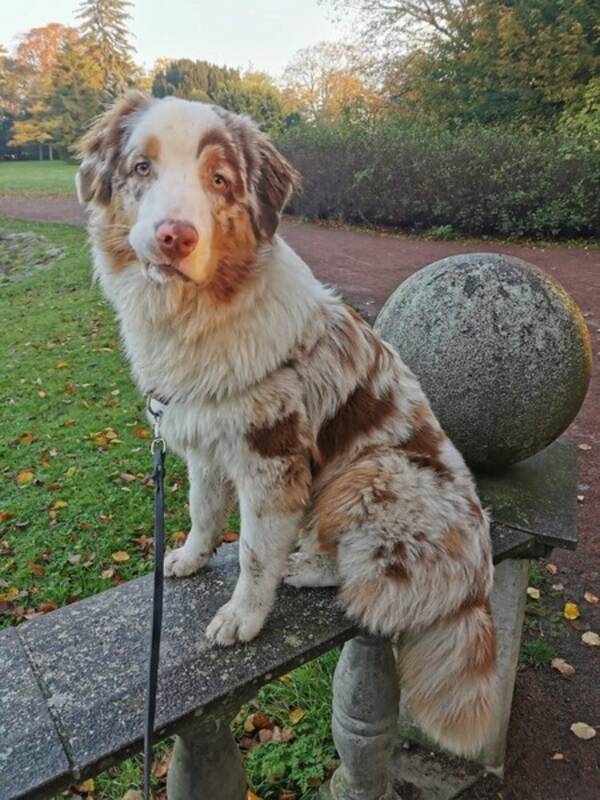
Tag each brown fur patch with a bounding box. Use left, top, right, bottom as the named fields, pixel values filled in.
left=469, top=499, right=485, bottom=524
left=443, top=526, right=464, bottom=560
left=317, top=383, right=396, bottom=464
left=200, top=201, right=258, bottom=304
left=383, top=541, right=410, bottom=581
left=198, top=129, right=245, bottom=198
left=401, top=407, right=451, bottom=480
left=309, top=460, right=391, bottom=555
left=142, top=135, right=160, bottom=160
left=463, top=602, right=497, bottom=678
left=247, top=412, right=301, bottom=459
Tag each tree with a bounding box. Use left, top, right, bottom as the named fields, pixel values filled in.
left=214, top=71, right=287, bottom=132
left=8, top=24, right=79, bottom=159
left=282, top=42, right=383, bottom=120
left=151, top=59, right=239, bottom=102
left=77, top=0, right=136, bottom=97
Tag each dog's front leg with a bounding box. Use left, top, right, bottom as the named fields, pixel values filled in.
left=164, top=451, right=234, bottom=578
left=206, top=491, right=301, bottom=646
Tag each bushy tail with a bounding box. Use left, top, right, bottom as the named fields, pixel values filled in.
left=396, top=602, right=497, bottom=757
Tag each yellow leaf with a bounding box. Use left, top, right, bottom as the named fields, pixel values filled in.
left=16, top=470, right=34, bottom=486
left=56, top=361, right=69, bottom=369
left=563, top=602, right=580, bottom=620
left=526, top=587, right=541, bottom=600
left=570, top=722, right=596, bottom=740
left=94, top=435, right=108, bottom=447
left=289, top=708, right=306, bottom=725
left=19, top=432, right=35, bottom=445
left=73, top=778, right=95, bottom=792
left=581, top=631, right=600, bottom=647
left=584, top=592, right=598, bottom=606
left=0, top=587, right=19, bottom=602
left=551, top=658, right=575, bottom=677
left=112, top=551, right=130, bottom=563
left=244, top=717, right=256, bottom=733
left=37, top=390, right=47, bottom=398
left=64, top=419, right=77, bottom=427
left=247, top=792, right=262, bottom=800
left=0, top=511, right=13, bottom=523
left=134, top=426, right=150, bottom=439
left=66, top=467, right=77, bottom=477
left=27, top=562, right=45, bottom=578
left=278, top=673, right=292, bottom=684
left=51, top=501, right=68, bottom=510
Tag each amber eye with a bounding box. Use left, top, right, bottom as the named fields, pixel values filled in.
left=134, top=161, right=151, bottom=177
left=213, top=173, right=227, bottom=188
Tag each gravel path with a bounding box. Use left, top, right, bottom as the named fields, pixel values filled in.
left=1, top=195, right=599, bottom=799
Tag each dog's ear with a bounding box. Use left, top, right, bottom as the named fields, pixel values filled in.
left=254, top=137, right=301, bottom=240
left=76, top=91, right=151, bottom=206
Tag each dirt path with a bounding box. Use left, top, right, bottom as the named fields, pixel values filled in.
left=2, top=196, right=599, bottom=799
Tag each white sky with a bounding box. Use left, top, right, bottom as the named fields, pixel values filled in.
left=0, top=0, right=347, bottom=78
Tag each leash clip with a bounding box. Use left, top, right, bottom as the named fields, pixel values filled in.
left=147, top=396, right=166, bottom=454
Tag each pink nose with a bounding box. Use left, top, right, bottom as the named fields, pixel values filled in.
left=155, top=220, right=198, bottom=261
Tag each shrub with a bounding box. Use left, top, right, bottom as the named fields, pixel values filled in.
left=277, top=117, right=600, bottom=239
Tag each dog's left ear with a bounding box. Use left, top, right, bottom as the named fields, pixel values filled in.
left=254, top=137, right=301, bottom=240
left=76, top=91, right=151, bottom=206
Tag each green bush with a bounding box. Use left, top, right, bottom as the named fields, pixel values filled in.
left=277, top=117, right=600, bottom=239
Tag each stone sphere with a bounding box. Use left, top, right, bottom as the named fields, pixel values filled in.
left=374, top=253, right=592, bottom=470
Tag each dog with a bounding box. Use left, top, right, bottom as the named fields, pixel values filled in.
left=76, top=91, right=497, bottom=756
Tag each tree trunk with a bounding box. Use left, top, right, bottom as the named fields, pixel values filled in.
left=38, top=143, right=43, bottom=161
left=49, top=144, right=54, bottom=161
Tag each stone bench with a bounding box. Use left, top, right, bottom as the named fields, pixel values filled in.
left=0, top=440, right=577, bottom=800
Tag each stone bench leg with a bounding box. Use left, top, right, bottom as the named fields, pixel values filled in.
left=167, top=711, right=246, bottom=800
left=325, top=635, right=399, bottom=800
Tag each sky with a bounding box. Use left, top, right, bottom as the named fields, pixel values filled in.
left=0, top=0, right=347, bottom=77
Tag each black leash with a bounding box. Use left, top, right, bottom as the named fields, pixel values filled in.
left=143, top=398, right=166, bottom=800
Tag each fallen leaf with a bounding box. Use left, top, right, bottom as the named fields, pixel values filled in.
left=563, top=602, right=580, bottom=620
left=66, top=466, right=77, bottom=477
left=582, top=631, right=600, bottom=647
left=244, top=717, right=256, bottom=733
left=277, top=790, right=298, bottom=800
left=577, top=443, right=592, bottom=451
left=527, top=587, right=541, bottom=600
left=16, top=470, right=34, bottom=486
left=577, top=495, right=585, bottom=503
left=222, top=531, right=239, bottom=543
left=122, top=791, right=143, bottom=800
left=545, top=563, right=558, bottom=576
left=64, top=419, right=77, bottom=427
left=37, top=390, right=47, bottom=398
left=570, top=722, right=597, bottom=740
left=551, top=658, right=576, bottom=677
left=249, top=711, right=274, bottom=730
left=551, top=583, right=565, bottom=592
left=27, top=562, right=45, bottom=578
left=0, top=512, right=13, bottom=523
left=56, top=361, right=68, bottom=369
left=550, top=752, right=564, bottom=761
left=111, top=551, right=130, bottom=563
left=0, top=587, right=19, bottom=603
left=152, top=749, right=172, bottom=780
left=134, top=426, right=150, bottom=439
left=584, top=592, right=599, bottom=606
left=101, top=567, right=116, bottom=579
left=38, top=601, right=57, bottom=613
left=51, top=500, right=68, bottom=510
left=68, top=554, right=82, bottom=565
left=289, top=708, right=306, bottom=725
left=73, top=778, right=95, bottom=793
left=119, top=473, right=136, bottom=482
left=247, top=791, right=262, bottom=800
left=258, top=729, right=273, bottom=743
left=19, top=432, right=35, bottom=445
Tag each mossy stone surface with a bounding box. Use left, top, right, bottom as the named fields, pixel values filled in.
left=375, top=253, right=592, bottom=470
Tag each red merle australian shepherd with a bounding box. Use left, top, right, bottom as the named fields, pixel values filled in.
left=77, top=92, right=497, bottom=756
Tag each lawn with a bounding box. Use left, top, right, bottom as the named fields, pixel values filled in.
left=0, top=218, right=338, bottom=800
left=0, top=160, right=77, bottom=198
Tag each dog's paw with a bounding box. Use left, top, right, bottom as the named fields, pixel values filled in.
left=163, top=547, right=210, bottom=578
left=205, top=600, right=265, bottom=646
left=283, top=553, right=338, bottom=588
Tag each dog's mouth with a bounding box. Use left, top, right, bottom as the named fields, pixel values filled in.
left=144, top=260, right=193, bottom=283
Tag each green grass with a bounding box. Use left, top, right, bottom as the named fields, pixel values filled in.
left=0, top=218, right=337, bottom=800
left=0, top=161, right=77, bottom=198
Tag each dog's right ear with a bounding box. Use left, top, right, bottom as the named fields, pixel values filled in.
left=76, top=91, right=151, bottom=206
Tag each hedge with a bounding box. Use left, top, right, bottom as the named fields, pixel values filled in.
left=276, top=119, right=600, bottom=239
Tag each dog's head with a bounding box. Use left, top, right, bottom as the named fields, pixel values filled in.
left=76, top=92, right=300, bottom=294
